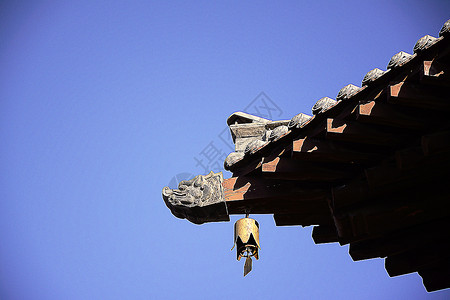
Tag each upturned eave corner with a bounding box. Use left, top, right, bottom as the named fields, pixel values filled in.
left=162, top=171, right=230, bottom=224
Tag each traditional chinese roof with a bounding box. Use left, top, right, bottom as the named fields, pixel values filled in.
left=163, top=19, right=450, bottom=292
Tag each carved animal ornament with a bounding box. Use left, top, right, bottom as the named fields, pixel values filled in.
left=162, top=171, right=229, bottom=224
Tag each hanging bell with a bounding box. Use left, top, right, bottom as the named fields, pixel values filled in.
left=231, top=217, right=260, bottom=276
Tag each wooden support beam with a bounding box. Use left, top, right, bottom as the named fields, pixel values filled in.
left=395, top=145, right=450, bottom=170
left=333, top=197, right=450, bottom=245
left=366, top=161, right=405, bottom=189
left=388, top=82, right=450, bottom=111
left=223, top=176, right=329, bottom=215
left=329, top=213, right=364, bottom=245
left=420, top=60, right=450, bottom=87
left=312, top=224, right=339, bottom=244
left=395, top=147, right=425, bottom=170
left=349, top=217, right=450, bottom=261
left=274, top=212, right=332, bottom=227
left=230, top=157, right=262, bottom=177
left=334, top=155, right=450, bottom=210
left=365, top=156, right=450, bottom=190
left=261, top=156, right=356, bottom=182
left=292, top=137, right=381, bottom=163
left=422, top=130, right=450, bottom=156
left=332, top=172, right=450, bottom=243
left=331, top=179, right=369, bottom=210
left=326, top=118, right=407, bottom=147
left=230, top=144, right=293, bottom=177
left=356, top=101, right=428, bottom=130
left=385, top=241, right=450, bottom=277
left=418, top=259, right=450, bottom=292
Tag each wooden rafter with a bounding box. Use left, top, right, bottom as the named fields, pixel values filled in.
left=385, top=241, right=450, bottom=277
left=326, top=118, right=409, bottom=146
left=261, top=156, right=356, bottom=182
left=356, top=101, right=428, bottom=130
left=421, top=60, right=450, bottom=87
left=292, top=137, right=381, bottom=163
left=223, top=176, right=329, bottom=215
left=388, top=81, right=450, bottom=110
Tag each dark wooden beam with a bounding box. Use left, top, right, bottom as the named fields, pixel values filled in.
left=230, top=157, right=262, bottom=177
left=333, top=197, right=450, bottom=244
left=230, top=143, right=294, bottom=177
left=388, top=82, right=450, bottom=111
left=332, top=173, right=450, bottom=243
left=356, top=101, right=428, bottom=130
left=364, top=162, right=402, bottom=189
left=365, top=156, right=450, bottom=190
left=292, top=137, right=380, bottom=163
left=395, top=145, right=450, bottom=170
left=420, top=60, right=450, bottom=87
left=261, top=156, right=356, bottom=182
left=385, top=241, right=450, bottom=277
left=312, top=224, right=339, bottom=244
left=334, top=154, right=450, bottom=210
left=395, top=147, right=425, bottom=170
left=418, top=259, right=450, bottom=292
left=422, top=130, right=450, bottom=156
left=223, top=176, right=329, bottom=215
left=331, top=214, right=354, bottom=245
left=274, top=212, right=332, bottom=227
left=331, top=178, right=369, bottom=210
left=326, top=118, right=408, bottom=147
left=349, top=217, right=450, bottom=261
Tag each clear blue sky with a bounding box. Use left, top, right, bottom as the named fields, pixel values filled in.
left=1, top=1, right=449, bottom=299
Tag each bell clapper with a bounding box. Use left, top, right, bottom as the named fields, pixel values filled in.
left=244, top=255, right=252, bottom=276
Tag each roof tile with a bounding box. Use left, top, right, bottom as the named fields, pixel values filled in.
left=269, top=125, right=289, bottom=141
left=244, top=139, right=267, bottom=155
left=336, top=84, right=360, bottom=101
left=413, top=35, right=438, bottom=53
left=387, top=51, right=414, bottom=69
left=224, top=152, right=245, bottom=169
left=288, top=113, right=312, bottom=129
left=439, top=19, right=450, bottom=37
left=362, top=68, right=386, bottom=86
left=312, top=97, right=337, bottom=115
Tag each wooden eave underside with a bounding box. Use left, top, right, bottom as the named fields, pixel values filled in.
left=222, top=37, right=450, bottom=292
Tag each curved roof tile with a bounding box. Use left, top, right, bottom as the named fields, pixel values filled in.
left=413, top=35, right=438, bottom=53
left=439, top=19, right=450, bottom=37
left=288, top=113, right=312, bottom=129
left=362, top=68, right=386, bottom=86
left=312, top=97, right=337, bottom=115
left=336, top=84, right=360, bottom=101
left=387, top=51, right=414, bottom=69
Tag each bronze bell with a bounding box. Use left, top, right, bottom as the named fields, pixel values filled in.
left=232, top=217, right=260, bottom=276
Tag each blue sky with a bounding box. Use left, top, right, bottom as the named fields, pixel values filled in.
left=1, top=1, right=450, bottom=299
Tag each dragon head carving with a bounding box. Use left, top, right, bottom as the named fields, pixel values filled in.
left=162, top=171, right=229, bottom=224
